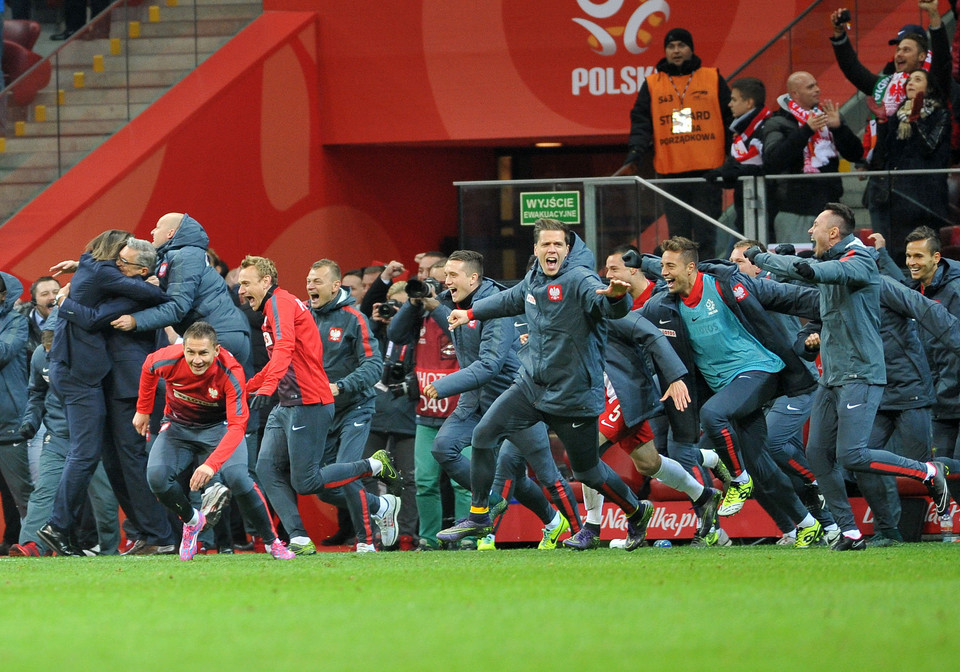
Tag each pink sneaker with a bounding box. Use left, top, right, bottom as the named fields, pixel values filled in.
left=269, top=538, right=295, bottom=560
left=179, top=510, right=206, bottom=561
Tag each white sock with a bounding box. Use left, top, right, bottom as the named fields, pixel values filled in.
left=368, top=458, right=383, bottom=476
left=582, top=485, right=604, bottom=525
left=925, top=462, right=936, bottom=480
left=784, top=529, right=797, bottom=539
left=290, top=536, right=311, bottom=545
left=732, top=471, right=750, bottom=485
left=544, top=510, right=561, bottom=531
left=798, top=513, right=816, bottom=529
left=824, top=524, right=839, bottom=532
left=186, top=509, right=200, bottom=527
left=700, top=449, right=719, bottom=469
left=843, top=530, right=863, bottom=540
left=653, top=457, right=704, bottom=501
left=375, top=496, right=388, bottom=518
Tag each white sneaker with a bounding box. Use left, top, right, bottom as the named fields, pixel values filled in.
left=356, top=543, right=377, bottom=553
left=372, top=494, right=401, bottom=547
left=609, top=538, right=627, bottom=549
left=776, top=534, right=796, bottom=546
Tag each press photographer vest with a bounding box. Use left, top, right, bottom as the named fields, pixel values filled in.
left=414, top=317, right=460, bottom=419
left=646, top=67, right=725, bottom=174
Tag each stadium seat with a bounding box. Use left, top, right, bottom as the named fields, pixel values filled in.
left=2, top=41, right=52, bottom=106
left=3, top=20, right=42, bottom=50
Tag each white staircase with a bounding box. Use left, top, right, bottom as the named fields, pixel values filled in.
left=0, top=0, right=262, bottom=221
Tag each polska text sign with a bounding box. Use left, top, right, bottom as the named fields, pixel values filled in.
left=519, top=191, right=581, bottom=225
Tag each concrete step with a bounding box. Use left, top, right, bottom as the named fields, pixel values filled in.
left=0, top=135, right=102, bottom=153
left=55, top=51, right=213, bottom=73
left=31, top=86, right=168, bottom=106
left=49, top=35, right=232, bottom=65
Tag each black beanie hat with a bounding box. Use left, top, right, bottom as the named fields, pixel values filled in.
left=664, top=28, right=694, bottom=52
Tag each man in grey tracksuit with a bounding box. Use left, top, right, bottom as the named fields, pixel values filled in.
left=427, top=250, right=582, bottom=547
left=0, top=271, right=32, bottom=530
left=747, top=203, right=951, bottom=549
left=440, top=220, right=659, bottom=551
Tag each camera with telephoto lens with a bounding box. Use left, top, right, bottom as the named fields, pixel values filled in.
left=406, top=277, right=443, bottom=299
left=377, top=299, right=401, bottom=319
left=388, top=371, right=420, bottom=401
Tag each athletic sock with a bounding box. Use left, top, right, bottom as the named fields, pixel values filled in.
left=582, top=484, right=604, bottom=525
left=374, top=496, right=388, bottom=518
left=843, top=530, right=863, bottom=540
left=654, top=457, right=705, bottom=502
left=368, top=458, right=383, bottom=476
left=824, top=524, right=839, bottom=532
left=732, top=471, right=750, bottom=485
left=700, top=449, right=719, bottom=469
left=290, top=536, right=311, bottom=546
left=925, top=462, right=937, bottom=480
left=798, top=513, right=816, bottom=529
left=544, top=510, right=561, bottom=532
left=186, top=509, right=200, bottom=527
left=584, top=521, right=601, bottom=534
left=784, top=529, right=797, bottom=539
left=469, top=507, right=490, bottom=523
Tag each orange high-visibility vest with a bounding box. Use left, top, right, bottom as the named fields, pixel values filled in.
left=646, top=67, right=726, bottom=175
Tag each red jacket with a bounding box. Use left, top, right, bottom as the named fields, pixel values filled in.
left=248, top=286, right=333, bottom=406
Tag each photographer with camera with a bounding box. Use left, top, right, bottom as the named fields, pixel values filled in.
left=385, top=259, right=472, bottom=550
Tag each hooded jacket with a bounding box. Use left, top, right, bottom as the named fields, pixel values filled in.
left=468, top=234, right=629, bottom=416
left=131, top=214, right=248, bottom=339
left=21, top=343, right=67, bottom=439
left=752, top=235, right=886, bottom=386
left=0, top=272, right=28, bottom=442
left=907, top=257, right=960, bottom=418
left=311, top=287, right=381, bottom=412
left=430, top=278, right=520, bottom=416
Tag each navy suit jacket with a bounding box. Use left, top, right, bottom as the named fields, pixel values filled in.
left=51, top=254, right=169, bottom=383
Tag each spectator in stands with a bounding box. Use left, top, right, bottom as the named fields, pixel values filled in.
left=705, top=77, right=773, bottom=241
left=52, top=0, right=109, bottom=40
left=830, top=1, right=948, bottom=249
left=361, top=265, right=385, bottom=302
left=360, top=260, right=405, bottom=317
left=762, top=72, right=862, bottom=244
left=620, top=28, right=732, bottom=257
left=873, top=69, right=951, bottom=259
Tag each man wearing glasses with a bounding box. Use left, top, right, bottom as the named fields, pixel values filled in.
left=56, top=238, right=178, bottom=555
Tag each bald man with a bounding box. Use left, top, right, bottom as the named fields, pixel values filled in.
left=110, top=213, right=252, bottom=371
left=762, top=71, right=862, bottom=245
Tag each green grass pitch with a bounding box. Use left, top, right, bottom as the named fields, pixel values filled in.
left=4, top=544, right=959, bottom=671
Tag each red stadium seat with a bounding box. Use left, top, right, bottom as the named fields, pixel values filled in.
left=2, top=41, right=52, bottom=106
left=3, top=20, right=42, bottom=50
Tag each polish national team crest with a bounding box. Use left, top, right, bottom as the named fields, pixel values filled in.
left=208, top=388, right=219, bottom=399
left=548, top=284, right=563, bottom=301
left=732, top=283, right=748, bottom=302
left=157, top=261, right=168, bottom=278
left=328, top=327, right=343, bottom=342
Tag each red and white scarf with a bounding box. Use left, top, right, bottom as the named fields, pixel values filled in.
left=785, top=97, right=836, bottom=173
left=731, top=106, right=772, bottom=165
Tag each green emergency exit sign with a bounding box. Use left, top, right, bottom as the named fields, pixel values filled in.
left=519, top=191, right=581, bottom=225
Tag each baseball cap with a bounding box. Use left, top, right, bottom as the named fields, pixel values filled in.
left=889, top=24, right=926, bottom=45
